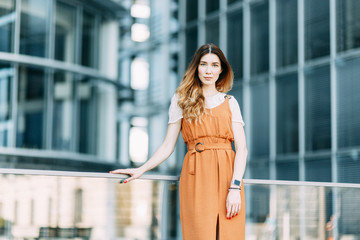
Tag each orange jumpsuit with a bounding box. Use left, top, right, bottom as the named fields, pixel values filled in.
left=179, top=97, right=246, bottom=240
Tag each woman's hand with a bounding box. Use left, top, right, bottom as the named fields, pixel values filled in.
left=110, top=167, right=145, bottom=184
left=226, top=189, right=241, bottom=219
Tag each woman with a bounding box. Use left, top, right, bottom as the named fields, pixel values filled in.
left=111, top=43, right=247, bottom=239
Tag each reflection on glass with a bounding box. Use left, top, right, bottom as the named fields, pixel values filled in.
left=185, top=27, right=198, bottom=65
left=0, top=0, right=15, bottom=52
left=250, top=1, right=269, bottom=75
left=186, top=0, right=198, bottom=22
left=304, top=0, right=330, bottom=60
left=129, top=117, right=148, bottom=164
left=16, top=67, right=45, bottom=149
left=55, top=1, right=76, bottom=63
left=305, top=157, right=332, bottom=182
left=337, top=58, right=360, bottom=149
left=131, top=23, right=150, bottom=42
left=206, top=0, right=219, bottom=14
left=337, top=0, right=360, bottom=52
left=276, top=0, right=298, bottom=68
left=227, top=11, right=243, bottom=80
left=305, top=66, right=331, bottom=151
left=276, top=73, right=298, bottom=154
left=78, top=79, right=96, bottom=154
left=250, top=82, right=269, bottom=158
left=205, top=18, right=219, bottom=46
left=20, top=0, right=49, bottom=57
left=81, top=11, right=96, bottom=67
left=131, top=58, right=149, bottom=90
left=52, top=71, right=74, bottom=151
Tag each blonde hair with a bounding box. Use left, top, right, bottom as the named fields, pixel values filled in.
left=176, top=43, right=233, bottom=122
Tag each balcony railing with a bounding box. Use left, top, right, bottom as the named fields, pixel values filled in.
left=0, top=168, right=359, bottom=240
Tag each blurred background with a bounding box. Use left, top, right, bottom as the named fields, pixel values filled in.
left=0, top=0, right=360, bottom=239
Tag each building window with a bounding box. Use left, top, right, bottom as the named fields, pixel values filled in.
left=305, top=65, right=331, bottom=152
left=131, top=58, right=149, bottom=90
left=276, top=0, right=298, bottom=68
left=55, top=1, right=77, bottom=63
left=276, top=73, right=298, bottom=155
left=185, top=26, right=198, bottom=65
left=276, top=159, right=299, bottom=180
left=250, top=81, right=269, bottom=158
left=81, top=11, right=96, bottom=67
left=250, top=1, right=269, bottom=75
left=305, top=157, right=332, bottom=182
left=0, top=0, right=15, bottom=52
left=206, top=0, right=219, bottom=14
left=129, top=117, right=148, bottom=164
left=337, top=57, right=360, bottom=149
left=205, top=18, right=219, bottom=46
left=337, top=0, right=360, bottom=52
left=227, top=10, right=243, bottom=80
left=0, top=64, right=12, bottom=122
left=304, top=0, right=330, bottom=60
left=16, top=66, right=45, bottom=149
left=186, top=0, right=198, bottom=22
left=20, top=0, right=50, bottom=57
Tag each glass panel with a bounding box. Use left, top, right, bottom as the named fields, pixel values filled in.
left=227, top=10, right=243, bottom=80
left=185, top=26, right=198, bottom=65
left=337, top=57, right=360, bottom=148
left=304, top=0, right=330, bottom=60
left=337, top=152, right=360, bottom=183
left=276, top=0, right=298, bottom=68
left=250, top=1, right=269, bottom=75
left=276, top=160, right=299, bottom=180
left=228, top=0, right=242, bottom=5
left=304, top=66, right=331, bottom=151
left=186, top=0, right=198, bottom=22
left=16, top=66, right=45, bottom=149
left=0, top=0, right=15, bottom=52
left=81, top=11, right=96, bottom=67
left=20, top=0, right=50, bottom=57
left=55, top=1, right=77, bottom=63
left=0, top=64, right=12, bottom=122
left=205, top=18, right=219, bottom=46
left=250, top=81, right=269, bottom=157
left=305, top=156, right=332, bottom=182
left=276, top=73, right=298, bottom=154
left=249, top=159, right=269, bottom=179
left=52, top=71, right=74, bottom=151
left=77, top=78, right=96, bottom=154
left=337, top=0, right=360, bottom=52
left=206, top=0, right=219, bottom=14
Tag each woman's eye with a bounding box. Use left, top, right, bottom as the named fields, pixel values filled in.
left=200, top=63, right=206, bottom=66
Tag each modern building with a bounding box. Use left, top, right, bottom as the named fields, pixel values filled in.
left=1, top=0, right=360, bottom=239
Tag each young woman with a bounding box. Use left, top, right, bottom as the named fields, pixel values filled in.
left=111, top=43, right=247, bottom=239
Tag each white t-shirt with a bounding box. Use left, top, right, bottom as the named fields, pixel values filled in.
left=168, top=92, right=245, bottom=125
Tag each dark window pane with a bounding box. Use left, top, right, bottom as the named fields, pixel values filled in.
left=206, top=0, right=219, bottom=14
left=228, top=0, right=243, bottom=5
left=0, top=64, right=12, bottom=121
left=52, top=72, right=74, bottom=151
left=337, top=153, right=360, bottom=183
left=305, top=157, right=332, bottom=182
left=16, top=67, right=45, bottom=149
left=81, top=12, right=96, bottom=67
left=20, top=0, right=50, bottom=57
left=0, top=0, right=15, bottom=52
left=276, top=160, right=299, bottom=180
left=276, top=73, right=298, bottom=154
left=205, top=18, right=219, bottom=46
left=248, top=186, right=270, bottom=223
left=55, top=1, right=77, bottom=63
left=276, top=0, right=298, bottom=68
left=185, top=27, right=198, bottom=65
left=304, top=0, right=330, bottom=60
left=249, top=159, right=269, bottom=179
left=250, top=1, right=269, bottom=75
left=250, top=82, right=269, bottom=157
left=337, top=57, right=360, bottom=148
left=186, top=0, right=198, bottom=22
left=305, top=66, right=331, bottom=151
left=227, top=10, right=243, bottom=80
left=337, top=0, right=360, bottom=52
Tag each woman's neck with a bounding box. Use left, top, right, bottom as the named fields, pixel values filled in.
left=202, top=85, right=218, bottom=97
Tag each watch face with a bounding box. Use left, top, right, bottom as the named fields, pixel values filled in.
left=234, top=180, right=241, bottom=186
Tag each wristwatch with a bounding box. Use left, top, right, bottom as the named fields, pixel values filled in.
left=231, top=179, right=242, bottom=187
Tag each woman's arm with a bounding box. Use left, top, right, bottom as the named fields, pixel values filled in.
left=110, top=120, right=182, bottom=183
left=226, top=122, right=248, bottom=219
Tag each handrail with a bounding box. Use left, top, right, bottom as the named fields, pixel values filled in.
left=1, top=168, right=360, bottom=188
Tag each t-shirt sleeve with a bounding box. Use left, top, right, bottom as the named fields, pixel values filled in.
left=229, top=96, right=245, bottom=126
left=168, top=94, right=183, bottom=123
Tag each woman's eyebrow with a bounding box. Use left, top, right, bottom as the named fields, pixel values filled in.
left=199, top=61, right=220, bottom=64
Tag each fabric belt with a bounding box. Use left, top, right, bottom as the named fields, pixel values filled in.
left=187, top=142, right=232, bottom=175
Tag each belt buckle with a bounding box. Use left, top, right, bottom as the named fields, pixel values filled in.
left=195, top=142, right=204, bottom=152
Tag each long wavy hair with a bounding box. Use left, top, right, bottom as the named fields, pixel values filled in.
left=176, top=43, right=233, bottom=122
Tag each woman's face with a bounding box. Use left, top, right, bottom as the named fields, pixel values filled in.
left=197, top=53, right=222, bottom=87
